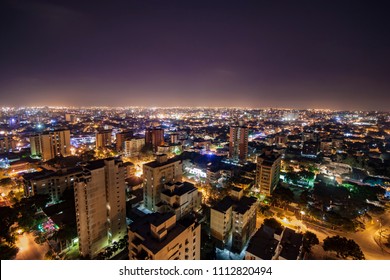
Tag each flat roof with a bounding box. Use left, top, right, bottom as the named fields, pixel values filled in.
left=129, top=213, right=197, bottom=254
left=234, top=196, right=257, bottom=214
left=246, top=225, right=279, bottom=260
left=144, top=156, right=181, bottom=168
left=212, top=196, right=234, bottom=213
left=161, top=181, right=196, bottom=197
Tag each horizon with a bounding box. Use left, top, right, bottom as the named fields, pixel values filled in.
left=1, top=105, right=389, bottom=113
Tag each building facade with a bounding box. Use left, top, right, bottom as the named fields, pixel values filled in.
left=143, top=154, right=182, bottom=211
left=116, top=130, right=133, bottom=152
left=145, top=128, right=164, bottom=152
left=30, top=129, right=71, bottom=161
left=157, top=181, right=202, bottom=220
left=124, top=137, right=145, bottom=157
left=23, top=167, right=82, bottom=203
left=256, top=151, right=282, bottom=196
left=210, top=188, right=257, bottom=252
left=95, top=129, right=112, bottom=149
left=128, top=213, right=201, bottom=260
left=229, top=125, right=249, bottom=162
left=74, top=158, right=127, bottom=258
left=0, top=135, right=16, bottom=154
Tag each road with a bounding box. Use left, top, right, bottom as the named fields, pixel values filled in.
left=266, top=205, right=390, bottom=259
left=15, top=232, right=49, bottom=260
left=304, top=211, right=390, bottom=260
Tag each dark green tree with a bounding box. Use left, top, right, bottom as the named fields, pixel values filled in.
left=0, top=206, right=18, bottom=243
left=263, top=218, right=283, bottom=231
left=323, top=235, right=365, bottom=260
left=0, top=243, right=19, bottom=260
left=285, top=172, right=300, bottom=184
left=302, top=231, right=319, bottom=252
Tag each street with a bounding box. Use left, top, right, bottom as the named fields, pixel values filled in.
left=15, top=232, right=49, bottom=260
left=304, top=211, right=390, bottom=260
left=263, top=205, right=390, bottom=260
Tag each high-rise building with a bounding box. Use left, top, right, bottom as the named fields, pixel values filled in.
left=145, top=128, right=164, bottom=151
left=96, top=129, right=112, bottom=149
left=143, top=154, right=182, bottom=211
left=124, top=137, right=145, bottom=157
left=255, top=151, right=282, bottom=196
left=128, top=212, right=201, bottom=260
left=65, top=113, right=76, bottom=123
left=30, top=129, right=71, bottom=161
left=229, top=124, right=249, bottom=162
left=74, top=158, right=127, bottom=258
left=0, top=135, right=16, bottom=154
left=116, top=130, right=133, bottom=152
left=210, top=187, right=257, bottom=252
left=170, top=133, right=179, bottom=144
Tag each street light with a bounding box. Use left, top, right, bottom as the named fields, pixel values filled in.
left=300, top=210, right=305, bottom=220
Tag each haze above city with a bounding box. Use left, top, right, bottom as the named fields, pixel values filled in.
left=1, top=0, right=390, bottom=110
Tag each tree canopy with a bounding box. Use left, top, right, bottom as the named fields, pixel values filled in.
left=302, top=231, right=319, bottom=252
left=263, top=218, right=283, bottom=232
left=323, top=235, right=365, bottom=260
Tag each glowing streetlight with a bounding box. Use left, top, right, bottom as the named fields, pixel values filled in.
left=300, top=210, right=305, bottom=220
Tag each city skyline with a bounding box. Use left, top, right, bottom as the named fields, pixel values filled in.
left=1, top=0, right=390, bottom=110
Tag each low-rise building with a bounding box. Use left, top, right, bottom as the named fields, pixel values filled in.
left=128, top=212, right=201, bottom=260
left=210, top=187, right=258, bottom=252
left=23, top=167, right=82, bottom=203
left=245, top=226, right=303, bottom=260
left=157, top=181, right=201, bottom=220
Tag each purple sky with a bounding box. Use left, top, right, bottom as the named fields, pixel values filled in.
left=0, top=0, right=389, bottom=110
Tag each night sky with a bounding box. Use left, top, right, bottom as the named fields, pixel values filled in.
left=1, top=0, right=389, bottom=110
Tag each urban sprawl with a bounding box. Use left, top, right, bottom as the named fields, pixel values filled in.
left=0, top=107, right=389, bottom=260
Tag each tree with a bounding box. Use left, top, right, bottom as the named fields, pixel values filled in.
left=53, top=225, right=77, bottom=251
left=0, top=243, right=19, bottom=260
left=273, top=185, right=295, bottom=203
left=0, top=206, right=18, bottom=243
left=285, top=172, right=300, bottom=184
left=263, top=218, right=283, bottom=231
left=323, top=235, right=365, bottom=260
left=299, top=189, right=311, bottom=205
left=44, top=249, right=55, bottom=260
left=302, top=231, right=319, bottom=252
left=299, top=170, right=315, bottom=181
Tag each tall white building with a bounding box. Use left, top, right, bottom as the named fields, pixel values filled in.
left=74, top=158, right=127, bottom=258
left=143, top=154, right=182, bottom=211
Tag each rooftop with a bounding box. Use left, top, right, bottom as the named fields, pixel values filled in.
left=144, top=156, right=181, bottom=168
left=279, top=228, right=303, bottom=260
left=246, top=225, right=279, bottom=260
left=212, top=196, right=234, bottom=213
left=129, top=213, right=198, bottom=254
left=234, top=196, right=257, bottom=215
left=161, top=181, right=196, bottom=197
left=23, top=167, right=82, bottom=181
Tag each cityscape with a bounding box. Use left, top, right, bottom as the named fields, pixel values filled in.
left=1, top=1, right=390, bottom=261
left=0, top=107, right=389, bottom=260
